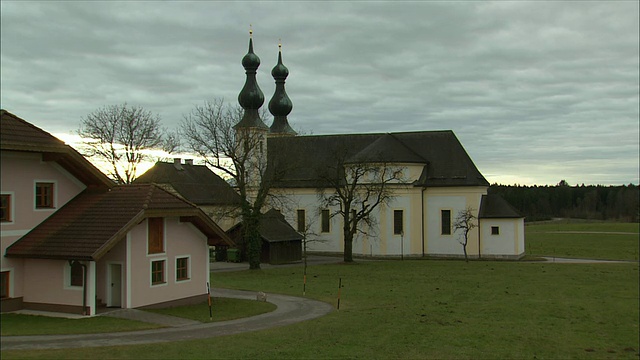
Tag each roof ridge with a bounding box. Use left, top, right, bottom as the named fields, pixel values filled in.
left=386, top=133, right=428, bottom=163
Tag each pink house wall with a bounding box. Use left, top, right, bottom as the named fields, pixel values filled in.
left=1, top=151, right=87, bottom=299
left=128, top=217, right=209, bottom=308
left=96, top=238, right=127, bottom=307
left=22, top=259, right=86, bottom=307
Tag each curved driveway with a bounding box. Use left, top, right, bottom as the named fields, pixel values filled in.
left=1, top=289, right=335, bottom=351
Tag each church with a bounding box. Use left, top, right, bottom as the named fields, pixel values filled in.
left=233, top=32, right=525, bottom=260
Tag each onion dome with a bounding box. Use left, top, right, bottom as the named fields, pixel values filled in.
left=269, top=43, right=296, bottom=136
left=235, top=29, right=268, bottom=130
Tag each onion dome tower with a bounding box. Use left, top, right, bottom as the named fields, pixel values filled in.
left=268, top=43, right=297, bottom=136
left=235, top=28, right=268, bottom=130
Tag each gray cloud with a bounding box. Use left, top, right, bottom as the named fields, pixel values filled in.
left=1, top=1, right=638, bottom=185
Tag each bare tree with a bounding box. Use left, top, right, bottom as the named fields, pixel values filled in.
left=78, top=103, right=177, bottom=184
left=453, top=207, right=477, bottom=262
left=180, top=99, right=275, bottom=270
left=318, top=148, right=405, bottom=262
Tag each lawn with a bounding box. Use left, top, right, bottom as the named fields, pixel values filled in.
left=0, top=297, right=275, bottom=336
left=147, top=297, right=276, bottom=322
left=0, top=314, right=163, bottom=336
left=3, top=259, right=638, bottom=359
left=525, top=222, right=639, bottom=260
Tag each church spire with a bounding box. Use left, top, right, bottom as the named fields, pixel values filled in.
left=235, top=27, right=268, bottom=130
left=268, top=42, right=296, bottom=136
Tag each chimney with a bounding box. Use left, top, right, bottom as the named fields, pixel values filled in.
left=184, top=159, right=193, bottom=165
left=173, top=158, right=183, bottom=170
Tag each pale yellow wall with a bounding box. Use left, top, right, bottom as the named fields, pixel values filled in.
left=479, top=218, right=525, bottom=257
left=423, top=186, right=487, bottom=257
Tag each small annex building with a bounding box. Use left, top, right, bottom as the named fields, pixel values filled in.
left=1, top=110, right=234, bottom=315
left=226, top=209, right=303, bottom=265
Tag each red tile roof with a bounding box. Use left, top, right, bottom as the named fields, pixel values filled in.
left=1, top=109, right=113, bottom=189
left=5, top=184, right=234, bottom=260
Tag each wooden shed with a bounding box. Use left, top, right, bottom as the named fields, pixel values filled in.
left=227, top=209, right=302, bottom=265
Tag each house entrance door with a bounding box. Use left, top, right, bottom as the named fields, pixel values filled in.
left=108, top=264, right=122, bottom=307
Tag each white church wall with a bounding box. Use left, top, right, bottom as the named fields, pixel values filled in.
left=479, top=218, right=525, bottom=258
left=424, top=187, right=486, bottom=257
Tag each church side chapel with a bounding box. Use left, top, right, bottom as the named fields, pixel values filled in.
left=229, top=30, right=525, bottom=260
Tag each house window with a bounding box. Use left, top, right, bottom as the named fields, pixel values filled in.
left=297, top=209, right=306, bottom=232
left=148, top=217, right=164, bottom=254
left=70, top=261, right=84, bottom=287
left=491, top=226, right=500, bottom=235
left=394, top=210, right=404, bottom=235
left=1, top=271, right=9, bottom=299
left=151, top=260, right=165, bottom=285
left=321, top=209, right=330, bottom=233
left=35, top=182, right=54, bottom=209
left=176, top=257, right=189, bottom=281
left=1, top=194, right=11, bottom=222
left=441, top=210, right=451, bottom=235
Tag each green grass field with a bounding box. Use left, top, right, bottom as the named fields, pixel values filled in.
left=2, top=221, right=638, bottom=359
left=0, top=297, right=274, bottom=336
left=3, top=260, right=638, bottom=359
left=526, top=221, right=639, bottom=260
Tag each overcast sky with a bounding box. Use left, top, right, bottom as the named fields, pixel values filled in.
left=1, top=1, right=638, bottom=186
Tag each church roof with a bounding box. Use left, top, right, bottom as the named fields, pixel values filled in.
left=478, top=194, right=523, bottom=219
left=134, top=161, right=241, bottom=206
left=346, top=133, right=427, bottom=164
left=267, top=130, right=489, bottom=188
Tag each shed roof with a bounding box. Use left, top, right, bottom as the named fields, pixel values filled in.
left=226, top=209, right=302, bottom=243
left=135, top=161, right=241, bottom=206
left=478, top=194, right=523, bottom=219
left=5, top=184, right=234, bottom=260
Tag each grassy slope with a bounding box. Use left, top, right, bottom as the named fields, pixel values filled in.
left=146, top=297, right=276, bottom=322
left=0, top=297, right=275, bottom=336
left=3, top=260, right=638, bottom=359
left=0, top=315, right=163, bottom=336
left=525, top=222, right=639, bottom=260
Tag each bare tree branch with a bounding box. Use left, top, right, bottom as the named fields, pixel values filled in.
left=78, top=103, right=172, bottom=184
left=453, top=207, right=477, bottom=262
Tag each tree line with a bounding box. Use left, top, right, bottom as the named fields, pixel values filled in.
left=488, top=181, right=639, bottom=222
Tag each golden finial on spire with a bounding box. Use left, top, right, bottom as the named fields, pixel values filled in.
left=278, top=39, right=282, bottom=51
left=249, top=24, right=253, bottom=38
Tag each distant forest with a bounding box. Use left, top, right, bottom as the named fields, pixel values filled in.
left=488, top=181, right=639, bottom=222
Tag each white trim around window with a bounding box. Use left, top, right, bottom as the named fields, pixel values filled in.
left=33, top=180, right=57, bottom=211
left=150, top=257, right=168, bottom=287
left=63, top=261, right=83, bottom=291
left=174, top=255, right=191, bottom=283
left=1, top=191, right=15, bottom=224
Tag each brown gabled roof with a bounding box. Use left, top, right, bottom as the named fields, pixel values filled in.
left=226, top=209, right=302, bottom=243
left=0, top=110, right=113, bottom=189
left=267, top=130, right=489, bottom=188
left=135, top=161, right=241, bottom=206
left=5, top=184, right=234, bottom=260
left=478, top=194, right=523, bottom=219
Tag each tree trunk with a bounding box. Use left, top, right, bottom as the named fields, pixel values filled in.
left=462, top=243, right=469, bottom=263
left=343, top=228, right=354, bottom=262
left=245, top=215, right=261, bottom=270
